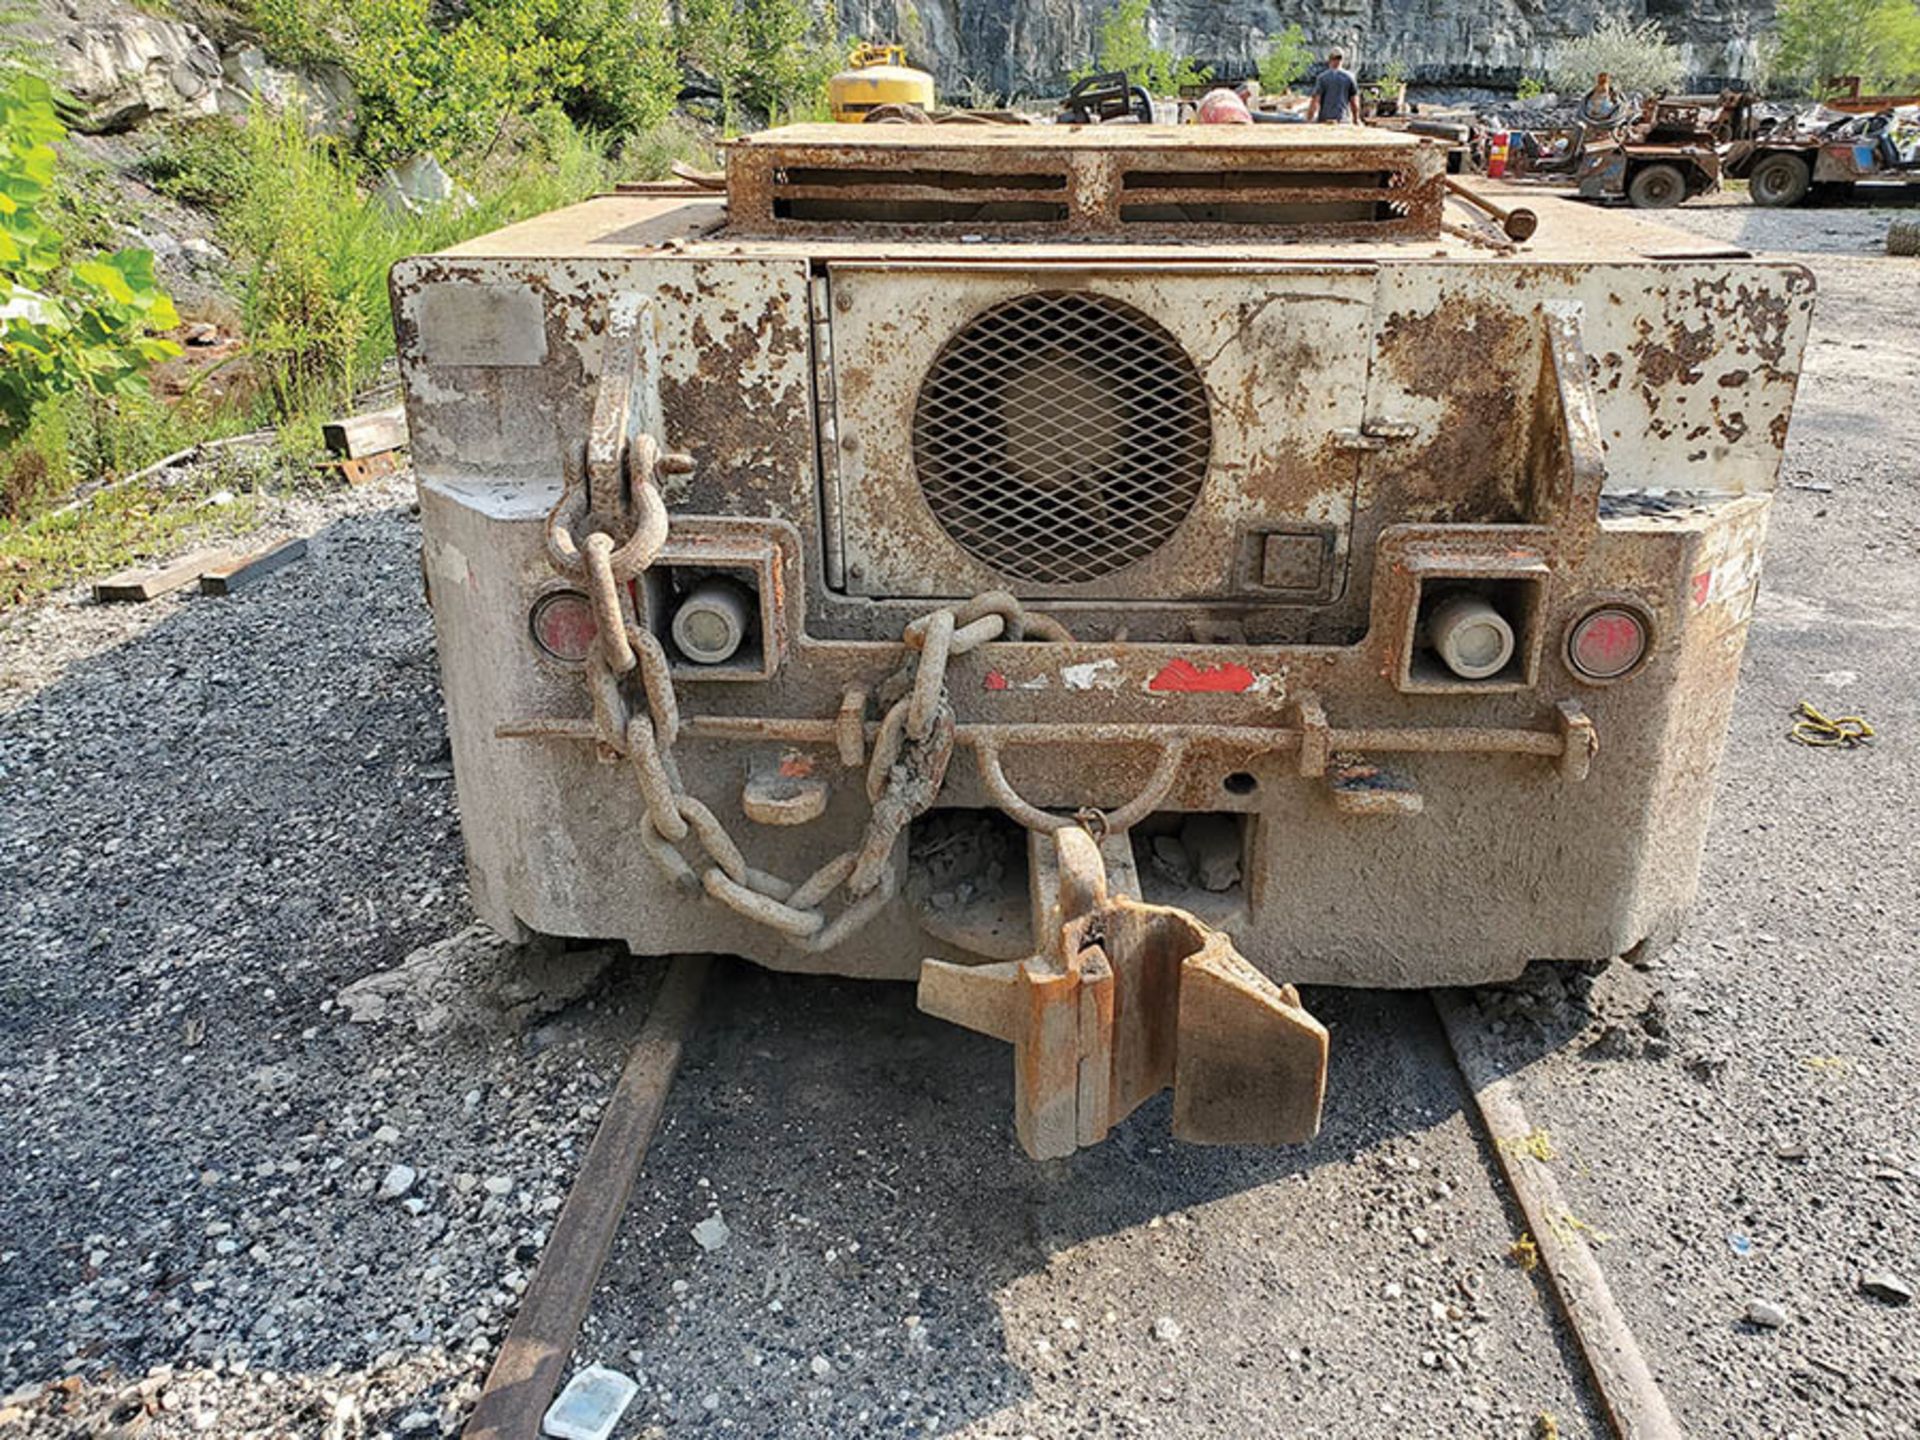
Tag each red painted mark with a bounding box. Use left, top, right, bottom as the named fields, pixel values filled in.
left=1148, top=658, right=1257, bottom=694
left=777, top=753, right=814, bottom=779
left=983, top=670, right=1010, bottom=691
left=1691, top=569, right=1713, bottom=606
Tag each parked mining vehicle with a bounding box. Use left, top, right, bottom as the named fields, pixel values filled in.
left=1724, top=109, right=1920, bottom=206
left=1576, top=96, right=1745, bottom=208
left=391, top=123, right=1813, bottom=1159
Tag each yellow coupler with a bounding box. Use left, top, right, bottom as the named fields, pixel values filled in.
left=921, top=827, right=1329, bottom=1159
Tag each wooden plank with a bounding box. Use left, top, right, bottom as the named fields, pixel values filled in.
left=92, top=548, right=226, bottom=604
left=321, top=404, right=408, bottom=460
left=1434, top=991, right=1684, bottom=1440
left=342, top=451, right=402, bottom=485
left=198, top=539, right=309, bottom=595
left=462, top=955, right=709, bottom=1440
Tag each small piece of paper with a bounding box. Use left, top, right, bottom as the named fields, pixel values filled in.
left=542, top=1365, right=639, bottom=1440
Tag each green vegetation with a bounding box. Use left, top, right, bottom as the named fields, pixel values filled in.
left=1257, top=24, right=1314, bottom=95
left=248, top=0, right=838, bottom=146
left=4, top=0, right=850, bottom=595
left=4, top=70, right=680, bottom=528
left=138, top=119, right=253, bottom=209
left=1515, top=75, right=1548, bottom=101
left=2, top=73, right=182, bottom=490
left=1547, top=16, right=1687, bottom=96
left=1086, top=0, right=1209, bottom=96
left=225, top=102, right=650, bottom=420
left=1772, top=0, right=1920, bottom=93
left=249, top=0, right=682, bottom=163
left=677, top=0, right=843, bottom=130
left=0, top=453, right=268, bottom=609
left=1377, top=56, right=1411, bottom=96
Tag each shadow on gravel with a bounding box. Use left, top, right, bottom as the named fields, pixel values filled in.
left=582, top=959, right=1561, bottom=1436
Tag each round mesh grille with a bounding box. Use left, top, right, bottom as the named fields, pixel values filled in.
left=912, top=292, right=1211, bottom=586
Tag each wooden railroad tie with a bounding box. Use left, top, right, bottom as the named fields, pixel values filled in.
left=321, top=403, right=410, bottom=486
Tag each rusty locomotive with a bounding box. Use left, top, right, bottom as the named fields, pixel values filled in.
left=392, top=122, right=1812, bottom=1157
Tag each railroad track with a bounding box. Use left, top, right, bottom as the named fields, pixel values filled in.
left=460, top=956, right=1680, bottom=1440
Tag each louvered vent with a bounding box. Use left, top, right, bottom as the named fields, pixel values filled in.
left=911, top=293, right=1211, bottom=586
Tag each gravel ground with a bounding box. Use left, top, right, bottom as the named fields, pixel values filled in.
left=2, top=196, right=1915, bottom=1438
left=0, top=476, right=647, bottom=1435
left=579, top=973, right=1602, bottom=1439
left=1460, top=199, right=1920, bottom=1438
left=1643, top=185, right=1920, bottom=256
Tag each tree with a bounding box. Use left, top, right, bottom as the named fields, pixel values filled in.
left=1087, top=0, right=1208, bottom=96
left=1258, top=23, right=1314, bottom=94
left=1772, top=0, right=1920, bottom=93
left=679, top=0, right=837, bottom=129
left=1547, top=16, right=1686, bottom=97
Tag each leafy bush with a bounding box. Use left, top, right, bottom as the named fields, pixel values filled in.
left=249, top=0, right=345, bottom=67
left=1, top=72, right=181, bottom=445
left=677, top=0, right=840, bottom=129
left=1548, top=17, right=1687, bottom=97
left=1087, top=0, right=1209, bottom=96
left=1515, top=76, right=1548, bottom=101
left=1772, top=0, right=1920, bottom=93
left=250, top=0, right=682, bottom=166
left=138, top=119, right=253, bottom=207
left=1258, top=23, right=1314, bottom=94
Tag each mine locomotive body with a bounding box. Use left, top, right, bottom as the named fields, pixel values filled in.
left=394, top=123, right=1811, bottom=1156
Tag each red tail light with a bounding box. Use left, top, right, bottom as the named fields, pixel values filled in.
left=1568, top=606, right=1648, bottom=680
left=530, top=590, right=597, bottom=662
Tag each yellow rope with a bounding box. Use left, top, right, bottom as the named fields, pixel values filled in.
left=1789, top=701, right=1875, bottom=748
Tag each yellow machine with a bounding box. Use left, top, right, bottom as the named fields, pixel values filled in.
left=829, top=43, right=935, bottom=122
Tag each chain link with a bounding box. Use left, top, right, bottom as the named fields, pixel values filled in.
left=551, top=441, right=1066, bottom=951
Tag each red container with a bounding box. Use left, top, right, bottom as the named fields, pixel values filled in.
left=1488, top=130, right=1511, bottom=179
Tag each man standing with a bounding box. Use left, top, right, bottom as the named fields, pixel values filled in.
left=1306, top=49, right=1361, bottom=125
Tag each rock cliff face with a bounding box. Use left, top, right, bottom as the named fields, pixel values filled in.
left=18, top=0, right=355, bottom=134
left=833, top=0, right=1774, bottom=99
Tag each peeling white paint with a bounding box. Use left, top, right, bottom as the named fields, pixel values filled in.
left=1061, top=658, right=1122, bottom=691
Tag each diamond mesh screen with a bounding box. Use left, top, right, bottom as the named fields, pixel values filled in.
left=912, top=292, right=1212, bottom=586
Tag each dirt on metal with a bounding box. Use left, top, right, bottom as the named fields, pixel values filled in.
left=391, top=120, right=1814, bottom=1156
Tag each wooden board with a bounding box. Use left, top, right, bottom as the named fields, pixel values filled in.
left=321, top=404, right=409, bottom=460
left=92, top=548, right=225, bottom=604
left=324, top=450, right=403, bottom=486
left=198, top=539, right=308, bottom=595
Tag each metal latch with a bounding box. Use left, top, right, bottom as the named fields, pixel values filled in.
left=919, top=828, right=1328, bottom=1159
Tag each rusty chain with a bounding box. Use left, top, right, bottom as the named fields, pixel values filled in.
left=546, top=440, right=1069, bottom=952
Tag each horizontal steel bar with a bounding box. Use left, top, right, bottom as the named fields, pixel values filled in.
left=498, top=716, right=1574, bottom=761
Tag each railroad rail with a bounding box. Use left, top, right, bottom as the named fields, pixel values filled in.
left=457, top=952, right=1680, bottom=1439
